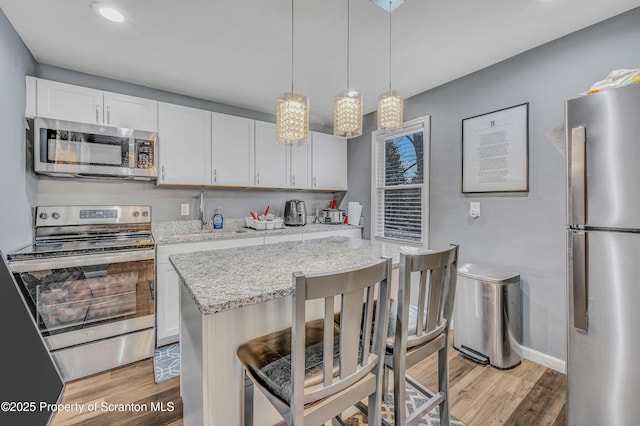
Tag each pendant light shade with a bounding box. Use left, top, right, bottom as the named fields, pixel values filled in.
left=276, top=0, right=309, bottom=145
left=277, top=92, right=309, bottom=145
left=334, top=89, right=362, bottom=138
left=377, top=0, right=403, bottom=132
left=334, top=0, right=363, bottom=138
left=377, top=90, right=403, bottom=131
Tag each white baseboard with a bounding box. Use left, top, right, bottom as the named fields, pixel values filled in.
left=520, top=345, right=566, bottom=374
left=450, top=323, right=566, bottom=374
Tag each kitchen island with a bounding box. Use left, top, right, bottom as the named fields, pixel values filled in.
left=169, top=236, right=407, bottom=426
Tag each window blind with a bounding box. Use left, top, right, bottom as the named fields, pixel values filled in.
left=375, top=126, right=425, bottom=243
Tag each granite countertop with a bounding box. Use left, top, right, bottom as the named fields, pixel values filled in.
left=153, top=219, right=360, bottom=245
left=169, top=236, right=413, bottom=315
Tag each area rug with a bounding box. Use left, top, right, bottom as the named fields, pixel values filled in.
left=345, top=380, right=465, bottom=426
left=153, top=343, right=180, bottom=383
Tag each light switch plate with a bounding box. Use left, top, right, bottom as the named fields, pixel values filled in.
left=181, top=203, right=190, bottom=216
left=470, top=202, right=480, bottom=218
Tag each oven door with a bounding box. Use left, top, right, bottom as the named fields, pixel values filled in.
left=9, top=250, right=155, bottom=350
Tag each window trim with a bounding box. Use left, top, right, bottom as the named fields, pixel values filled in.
left=370, top=116, right=430, bottom=247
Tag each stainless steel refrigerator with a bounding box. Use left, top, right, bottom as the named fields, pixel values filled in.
left=566, top=83, right=640, bottom=425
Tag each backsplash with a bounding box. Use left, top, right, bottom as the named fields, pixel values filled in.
left=36, top=176, right=344, bottom=222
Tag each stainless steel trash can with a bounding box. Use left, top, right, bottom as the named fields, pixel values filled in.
left=453, top=263, right=522, bottom=369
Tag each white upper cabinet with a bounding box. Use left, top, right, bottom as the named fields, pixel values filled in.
left=291, top=141, right=312, bottom=189
left=211, top=112, right=255, bottom=186
left=158, top=102, right=212, bottom=186
left=29, top=78, right=349, bottom=191
left=103, top=92, right=158, bottom=132
left=311, top=131, right=348, bottom=190
left=34, top=78, right=158, bottom=131
left=254, top=121, right=290, bottom=188
left=36, top=79, right=104, bottom=124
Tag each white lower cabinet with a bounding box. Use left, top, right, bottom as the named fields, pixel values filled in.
left=155, top=237, right=263, bottom=347
left=156, top=263, right=181, bottom=346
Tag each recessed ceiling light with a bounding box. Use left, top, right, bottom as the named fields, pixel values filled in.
left=91, top=3, right=125, bottom=23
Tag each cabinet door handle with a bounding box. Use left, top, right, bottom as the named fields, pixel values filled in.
left=570, top=126, right=586, bottom=226
left=292, top=174, right=295, bottom=187
left=214, top=169, right=217, bottom=183
left=106, top=106, right=111, bottom=124
left=256, top=171, right=260, bottom=185
left=313, top=176, right=317, bottom=187
left=572, top=231, right=588, bottom=332
left=162, top=165, right=165, bottom=181
left=96, top=105, right=100, bottom=123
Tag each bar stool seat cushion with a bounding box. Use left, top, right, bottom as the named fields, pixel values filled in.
left=386, top=300, right=446, bottom=352
left=237, top=319, right=341, bottom=405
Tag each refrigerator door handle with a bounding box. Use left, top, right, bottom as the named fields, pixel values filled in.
left=570, top=126, right=587, bottom=226
left=572, top=231, right=588, bottom=332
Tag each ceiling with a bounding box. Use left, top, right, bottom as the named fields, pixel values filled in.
left=2, top=0, right=639, bottom=128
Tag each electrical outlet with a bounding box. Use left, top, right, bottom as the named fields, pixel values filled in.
left=181, top=203, right=190, bottom=216
left=470, top=202, right=480, bottom=219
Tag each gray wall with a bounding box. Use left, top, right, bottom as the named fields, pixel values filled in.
left=0, top=9, right=36, bottom=253
left=347, top=7, right=640, bottom=361
left=34, top=67, right=339, bottom=221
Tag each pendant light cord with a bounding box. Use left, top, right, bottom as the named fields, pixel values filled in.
left=291, top=0, right=295, bottom=93
left=388, top=0, right=392, bottom=92
left=346, top=0, right=350, bottom=89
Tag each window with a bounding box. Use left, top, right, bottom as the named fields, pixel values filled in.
left=371, top=116, right=430, bottom=245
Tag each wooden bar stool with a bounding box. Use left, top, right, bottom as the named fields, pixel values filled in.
left=236, top=256, right=393, bottom=425
left=384, top=246, right=459, bottom=426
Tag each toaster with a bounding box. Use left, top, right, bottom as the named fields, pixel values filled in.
left=284, top=200, right=306, bottom=226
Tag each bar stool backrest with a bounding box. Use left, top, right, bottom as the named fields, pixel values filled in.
left=399, top=246, right=458, bottom=350
left=291, top=256, right=393, bottom=414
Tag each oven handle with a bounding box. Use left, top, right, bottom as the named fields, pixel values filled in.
left=8, top=249, right=155, bottom=273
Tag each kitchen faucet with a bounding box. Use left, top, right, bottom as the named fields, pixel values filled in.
left=199, top=190, right=206, bottom=230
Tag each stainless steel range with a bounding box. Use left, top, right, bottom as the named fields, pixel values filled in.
left=8, top=205, right=155, bottom=382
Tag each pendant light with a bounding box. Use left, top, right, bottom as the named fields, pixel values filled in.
left=333, top=0, right=362, bottom=138
left=276, top=0, right=309, bottom=145
left=377, top=0, right=403, bottom=132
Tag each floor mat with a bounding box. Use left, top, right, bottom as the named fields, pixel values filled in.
left=345, top=380, right=465, bottom=425
left=153, top=343, right=180, bottom=383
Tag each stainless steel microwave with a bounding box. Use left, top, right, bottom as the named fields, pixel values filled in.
left=34, top=117, right=157, bottom=180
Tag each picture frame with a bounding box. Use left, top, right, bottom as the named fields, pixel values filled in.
left=461, top=103, right=529, bottom=193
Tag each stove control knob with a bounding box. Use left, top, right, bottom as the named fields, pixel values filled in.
left=133, top=211, right=140, bottom=217
left=142, top=211, right=149, bottom=217
left=51, top=212, right=61, bottom=220
left=39, top=213, right=49, bottom=220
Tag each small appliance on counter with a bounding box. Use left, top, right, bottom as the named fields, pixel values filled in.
left=319, top=199, right=346, bottom=224
left=284, top=200, right=306, bottom=226
left=321, top=208, right=346, bottom=224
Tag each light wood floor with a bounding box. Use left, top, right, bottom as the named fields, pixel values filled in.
left=53, top=337, right=566, bottom=426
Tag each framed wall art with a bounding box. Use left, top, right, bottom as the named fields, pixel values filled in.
left=461, top=103, right=529, bottom=193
